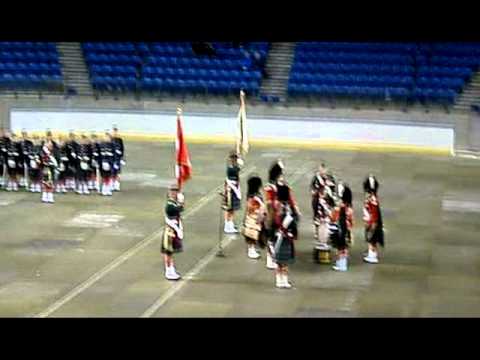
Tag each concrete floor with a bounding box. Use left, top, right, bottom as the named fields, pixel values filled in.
left=0, top=141, right=479, bottom=317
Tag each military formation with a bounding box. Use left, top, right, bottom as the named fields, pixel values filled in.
left=0, top=127, right=125, bottom=203
left=162, top=151, right=384, bottom=289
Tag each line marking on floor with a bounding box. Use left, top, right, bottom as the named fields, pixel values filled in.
left=140, top=161, right=314, bottom=318
left=33, top=165, right=257, bottom=318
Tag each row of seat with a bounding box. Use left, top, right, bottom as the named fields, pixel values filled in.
left=0, top=42, right=56, bottom=51
left=288, top=84, right=456, bottom=103
left=297, top=42, right=416, bottom=53
left=212, top=42, right=269, bottom=50
left=416, top=77, right=464, bottom=90
left=289, top=74, right=415, bottom=87
left=0, top=68, right=61, bottom=76
left=0, top=62, right=61, bottom=71
left=140, top=78, right=260, bottom=95
left=295, top=52, right=414, bottom=65
left=0, top=51, right=58, bottom=62
left=142, top=67, right=262, bottom=81
left=91, top=76, right=137, bottom=90
left=289, top=84, right=410, bottom=98
left=292, top=63, right=415, bottom=75
left=85, top=54, right=142, bottom=65
left=424, top=56, right=480, bottom=68
left=90, top=64, right=137, bottom=76
left=417, top=66, right=472, bottom=79
left=145, top=56, right=248, bottom=70
left=82, top=43, right=136, bottom=53
left=0, top=73, right=62, bottom=86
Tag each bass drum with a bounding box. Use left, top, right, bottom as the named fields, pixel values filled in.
left=102, top=161, right=111, bottom=171
left=80, top=161, right=89, bottom=171
left=7, top=159, right=16, bottom=169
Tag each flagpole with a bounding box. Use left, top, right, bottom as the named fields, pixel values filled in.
left=176, top=106, right=182, bottom=191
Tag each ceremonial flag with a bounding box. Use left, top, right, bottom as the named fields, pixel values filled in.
left=236, top=90, right=249, bottom=156
left=175, top=108, right=192, bottom=189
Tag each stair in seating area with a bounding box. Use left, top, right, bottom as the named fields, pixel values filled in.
left=259, top=42, right=296, bottom=101
left=57, top=42, right=93, bottom=96
left=454, top=70, right=480, bottom=112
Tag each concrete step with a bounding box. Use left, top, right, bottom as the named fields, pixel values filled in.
left=57, top=41, right=94, bottom=96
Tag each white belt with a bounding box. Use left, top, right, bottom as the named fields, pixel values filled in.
left=226, top=179, right=241, bottom=200
left=165, top=217, right=183, bottom=240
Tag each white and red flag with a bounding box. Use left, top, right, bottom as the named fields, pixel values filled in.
left=236, top=90, right=249, bottom=157
left=175, top=108, right=192, bottom=189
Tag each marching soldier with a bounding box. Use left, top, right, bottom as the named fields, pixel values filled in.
left=28, top=135, right=43, bottom=193
left=242, top=175, right=267, bottom=259
left=222, top=150, right=244, bottom=233
left=77, top=134, right=92, bottom=195
left=18, top=130, right=33, bottom=188
left=330, top=184, right=354, bottom=272
left=0, top=129, right=9, bottom=189
left=65, top=131, right=80, bottom=192
left=272, top=182, right=299, bottom=289
left=363, top=175, right=384, bottom=264
left=161, top=183, right=185, bottom=281
left=310, top=164, right=328, bottom=240
left=100, top=131, right=115, bottom=196
left=112, top=125, right=125, bottom=192
left=41, top=142, right=58, bottom=204
left=55, top=136, right=69, bottom=193
left=90, top=132, right=101, bottom=192
left=6, top=133, right=20, bottom=192
left=264, top=160, right=301, bottom=270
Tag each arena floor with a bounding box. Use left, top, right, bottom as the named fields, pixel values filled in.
left=0, top=140, right=479, bottom=317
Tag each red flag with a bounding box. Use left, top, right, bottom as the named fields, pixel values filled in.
left=175, top=109, right=192, bottom=189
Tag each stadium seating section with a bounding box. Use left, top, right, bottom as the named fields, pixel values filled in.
left=289, top=42, right=480, bottom=105
left=0, top=42, right=63, bottom=91
left=82, top=42, right=269, bottom=96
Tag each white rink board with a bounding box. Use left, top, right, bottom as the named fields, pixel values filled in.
left=10, top=110, right=454, bottom=149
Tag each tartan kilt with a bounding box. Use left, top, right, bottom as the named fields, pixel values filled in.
left=329, top=223, right=350, bottom=250
left=273, top=234, right=295, bottom=265
left=365, top=225, right=384, bottom=247
left=222, top=183, right=241, bottom=211
left=161, top=225, right=183, bottom=254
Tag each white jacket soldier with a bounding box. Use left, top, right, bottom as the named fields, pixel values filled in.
left=162, top=183, right=185, bottom=281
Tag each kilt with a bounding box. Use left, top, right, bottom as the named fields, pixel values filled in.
left=273, top=233, right=295, bottom=265
left=161, top=225, right=183, bottom=255
left=329, top=223, right=350, bottom=250
left=223, top=182, right=241, bottom=211
left=365, top=225, right=384, bottom=247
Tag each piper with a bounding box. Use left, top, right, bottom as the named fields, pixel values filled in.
left=362, top=175, right=384, bottom=264
left=222, top=150, right=244, bottom=234
left=161, top=183, right=185, bottom=281
left=242, top=175, right=267, bottom=260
